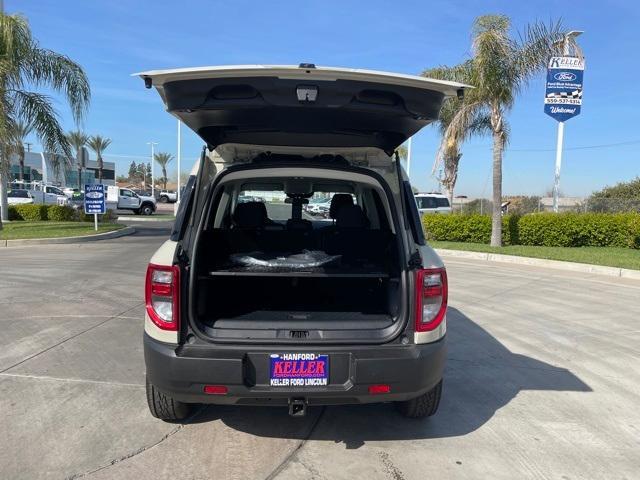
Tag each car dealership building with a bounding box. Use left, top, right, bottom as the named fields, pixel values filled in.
left=8, top=151, right=116, bottom=187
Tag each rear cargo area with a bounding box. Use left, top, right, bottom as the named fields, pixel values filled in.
left=190, top=170, right=405, bottom=342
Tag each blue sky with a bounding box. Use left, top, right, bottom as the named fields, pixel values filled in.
left=8, top=0, right=640, bottom=196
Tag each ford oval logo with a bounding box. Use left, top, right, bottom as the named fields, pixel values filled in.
left=554, top=72, right=577, bottom=81
left=86, top=191, right=102, bottom=199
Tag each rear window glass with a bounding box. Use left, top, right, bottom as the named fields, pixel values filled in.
left=415, top=196, right=449, bottom=208
left=9, top=190, right=28, bottom=198
left=416, top=196, right=436, bottom=209
left=239, top=191, right=291, bottom=221
left=238, top=191, right=359, bottom=222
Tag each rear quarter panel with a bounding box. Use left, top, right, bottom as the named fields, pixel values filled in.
left=145, top=240, right=179, bottom=344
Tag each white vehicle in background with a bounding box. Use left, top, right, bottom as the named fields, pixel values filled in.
left=305, top=197, right=331, bottom=215
left=29, top=185, right=69, bottom=205
left=7, top=189, right=35, bottom=205
left=414, top=193, right=451, bottom=215
left=106, top=186, right=157, bottom=215
left=158, top=190, right=178, bottom=203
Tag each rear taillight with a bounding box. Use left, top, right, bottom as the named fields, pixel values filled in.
left=415, top=268, right=448, bottom=332
left=145, top=263, right=180, bottom=331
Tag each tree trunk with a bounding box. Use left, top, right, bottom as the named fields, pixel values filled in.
left=78, top=166, right=82, bottom=191
left=162, top=167, right=167, bottom=189
left=19, top=154, right=24, bottom=181
left=490, top=123, right=503, bottom=247
left=98, top=155, right=103, bottom=183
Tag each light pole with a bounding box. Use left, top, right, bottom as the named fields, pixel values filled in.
left=177, top=120, right=182, bottom=204
left=147, top=141, right=158, bottom=196
left=552, top=30, right=583, bottom=213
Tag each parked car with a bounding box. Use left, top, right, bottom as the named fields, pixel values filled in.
left=158, top=190, right=178, bottom=203
left=414, top=193, right=452, bottom=215
left=7, top=189, right=34, bottom=205
left=139, top=64, right=464, bottom=420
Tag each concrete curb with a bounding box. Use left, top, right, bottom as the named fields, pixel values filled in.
left=435, top=248, right=640, bottom=280
left=117, top=216, right=174, bottom=222
left=2, top=226, right=136, bottom=247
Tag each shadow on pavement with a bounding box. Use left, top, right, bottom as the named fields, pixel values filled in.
left=127, top=223, right=173, bottom=238
left=190, top=307, right=591, bottom=448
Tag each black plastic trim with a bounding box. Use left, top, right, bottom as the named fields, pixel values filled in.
left=144, top=333, right=445, bottom=405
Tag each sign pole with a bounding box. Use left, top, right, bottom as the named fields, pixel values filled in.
left=552, top=121, right=565, bottom=212
left=544, top=32, right=584, bottom=213
left=94, top=213, right=98, bottom=232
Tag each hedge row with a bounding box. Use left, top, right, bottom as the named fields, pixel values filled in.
left=8, top=204, right=115, bottom=223
left=423, top=212, right=640, bottom=249
left=421, top=214, right=519, bottom=245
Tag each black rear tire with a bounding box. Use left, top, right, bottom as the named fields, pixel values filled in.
left=159, top=196, right=168, bottom=203
left=140, top=204, right=154, bottom=215
left=396, top=380, right=442, bottom=418
left=146, top=377, right=191, bottom=421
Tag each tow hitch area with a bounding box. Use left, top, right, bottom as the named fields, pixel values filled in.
left=289, top=398, right=307, bottom=417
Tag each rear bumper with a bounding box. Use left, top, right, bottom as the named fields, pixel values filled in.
left=144, top=334, right=446, bottom=405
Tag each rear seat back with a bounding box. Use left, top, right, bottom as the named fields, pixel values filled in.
left=322, top=205, right=391, bottom=263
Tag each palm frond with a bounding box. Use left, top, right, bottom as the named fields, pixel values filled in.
left=433, top=101, right=486, bottom=174
left=24, top=47, right=91, bottom=123
left=87, top=135, right=112, bottom=154
left=11, top=90, right=72, bottom=161
left=515, top=20, right=567, bottom=88
left=153, top=152, right=174, bottom=167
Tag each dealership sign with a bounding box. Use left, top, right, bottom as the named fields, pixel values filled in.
left=84, top=184, right=106, bottom=214
left=544, top=56, right=584, bottom=122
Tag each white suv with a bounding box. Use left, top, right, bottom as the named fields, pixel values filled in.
left=415, top=193, right=452, bottom=215
left=138, top=64, right=467, bottom=420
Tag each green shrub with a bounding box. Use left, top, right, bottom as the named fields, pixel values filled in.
left=518, top=212, right=640, bottom=248
left=8, top=205, right=19, bottom=220
left=46, top=205, right=76, bottom=221
left=422, top=214, right=518, bottom=245
left=423, top=212, right=640, bottom=249
left=76, top=208, right=116, bottom=223
left=11, top=204, right=49, bottom=221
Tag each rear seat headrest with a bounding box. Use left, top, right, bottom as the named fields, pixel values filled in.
left=233, top=201, right=268, bottom=228
left=329, top=194, right=354, bottom=219
left=335, top=204, right=369, bottom=229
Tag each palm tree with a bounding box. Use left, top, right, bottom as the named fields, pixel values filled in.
left=422, top=63, right=492, bottom=208
left=430, top=16, right=575, bottom=246
left=154, top=152, right=173, bottom=189
left=87, top=135, right=111, bottom=183
left=12, top=120, right=33, bottom=181
left=67, top=131, right=88, bottom=191
left=0, top=13, right=90, bottom=227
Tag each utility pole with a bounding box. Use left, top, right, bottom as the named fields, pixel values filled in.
left=552, top=30, right=583, bottom=213
left=25, top=142, right=32, bottom=153
left=147, top=142, right=158, bottom=196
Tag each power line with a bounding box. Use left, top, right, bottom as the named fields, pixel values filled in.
left=466, top=138, right=640, bottom=153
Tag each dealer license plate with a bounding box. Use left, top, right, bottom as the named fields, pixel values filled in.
left=269, top=353, right=329, bottom=387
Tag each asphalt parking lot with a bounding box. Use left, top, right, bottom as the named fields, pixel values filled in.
left=1, top=222, right=639, bottom=479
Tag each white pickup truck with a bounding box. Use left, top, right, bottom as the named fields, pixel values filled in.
left=28, top=185, right=69, bottom=205
left=106, top=186, right=157, bottom=215
left=158, top=190, right=177, bottom=203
